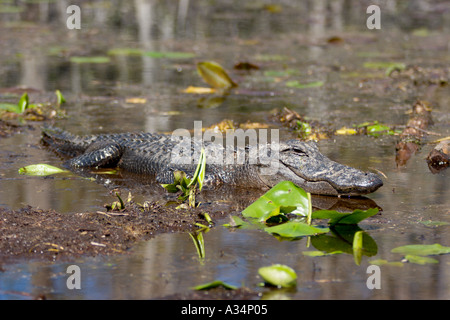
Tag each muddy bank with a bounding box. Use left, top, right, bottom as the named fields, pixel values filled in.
left=0, top=201, right=226, bottom=263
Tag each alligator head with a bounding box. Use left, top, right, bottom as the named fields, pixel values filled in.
left=256, top=140, right=383, bottom=196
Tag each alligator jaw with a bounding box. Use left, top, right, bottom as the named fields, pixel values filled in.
left=259, top=140, right=384, bottom=196
left=286, top=164, right=384, bottom=196
left=282, top=158, right=384, bottom=196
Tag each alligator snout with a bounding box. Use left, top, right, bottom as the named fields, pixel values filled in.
left=334, top=170, right=384, bottom=196
left=277, top=140, right=384, bottom=196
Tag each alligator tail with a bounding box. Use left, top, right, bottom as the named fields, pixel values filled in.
left=41, top=126, right=92, bottom=158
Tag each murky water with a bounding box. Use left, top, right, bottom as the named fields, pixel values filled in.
left=0, top=1, right=449, bottom=300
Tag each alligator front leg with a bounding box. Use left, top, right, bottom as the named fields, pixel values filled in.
left=66, top=142, right=123, bottom=168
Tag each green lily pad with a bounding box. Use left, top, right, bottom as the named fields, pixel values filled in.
left=18, top=164, right=68, bottom=176
left=0, top=103, right=21, bottom=113
left=0, top=92, right=31, bottom=114
left=242, top=181, right=309, bottom=222
left=144, top=51, right=195, bottom=59
left=70, top=56, right=111, bottom=64
left=404, top=255, right=439, bottom=265
left=391, top=243, right=450, bottom=256
left=258, top=264, right=297, bottom=288
left=420, top=220, right=450, bottom=227
left=302, top=250, right=343, bottom=257
left=107, top=48, right=144, bottom=56
left=193, top=280, right=237, bottom=290
left=368, top=259, right=404, bottom=267
left=264, top=221, right=329, bottom=238
left=285, top=80, right=324, bottom=89
left=197, top=61, right=238, bottom=89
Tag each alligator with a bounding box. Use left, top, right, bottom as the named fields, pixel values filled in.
left=41, top=127, right=383, bottom=196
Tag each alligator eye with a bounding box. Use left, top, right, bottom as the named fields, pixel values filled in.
left=282, top=147, right=307, bottom=156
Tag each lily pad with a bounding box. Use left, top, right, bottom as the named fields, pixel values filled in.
left=258, top=264, right=297, bottom=288
left=70, top=56, right=111, bottom=64
left=369, top=259, right=404, bottom=267
left=404, top=254, right=439, bottom=265
left=391, top=243, right=450, bottom=256
left=242, top=181, right=309, bottom=222
left=302, top=250, right=343, bottom=257
left=264, top=221, right=329, bottom=238
left=144, top=51, right=195, bottom=59
left=107, top=48, right=144, bottom=56
left=420, top=220, right=450, bottom=227
left=0, top=103, right=21, bottom=113
left=18, top=164, right=68, bottom=176
left=193, top=280, right=237, bottom=290
left=197, top=61, right=237, bottom=89
left=0, top=92, right=32, bottom=114
left=285, top=80, right=324, bottom=89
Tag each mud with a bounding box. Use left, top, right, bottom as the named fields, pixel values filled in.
left=0, top=200, right=226, bottom=263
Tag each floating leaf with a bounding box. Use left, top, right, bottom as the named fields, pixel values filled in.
left=391, top=243, right=450, bottom=256
left=258, top=264, right=297, bottom=288
left=0, top=5, right=23, bottom=13
left=222, top=215, right=262, bottom=230
left=254, top=54, right=288, bottom=62
left=311, top=208, right=379, bottom=226
left=285, top=80, right=324, bottom=89
left=18, top=164, right=68, bottom=176
left=265, top=221, right=329, bottom=238
left=369, top=259, right=404, bottom=267
left=70, top=56, right=111, bottom=64
left=355, top=121, right=400, bottom=136
left=419, top=220, right=450, bottom=227
left=411, top=28, right=430, bottom=37
left=367, top=123, right=393, bottom=136
left=0, top=103, right=20, bottom=113
left=302, top=250, right=343, bottom=257
left=263, top=4, right=282, bottom=13
left=182, top=86, right=216, bottom=94
left=125, top=97, right=147, bottom=104
left=404, top=254, right=439, bottom=265
left=263, top=69, right=296, bottom=77
left=193, top=280, right=237, bottom=290
left=242, top=181, right=309, bottom=221
left=107, top=48, right=143, bottom=56
left=385, top=63, right=406, bottom=76
left=363, top=61, right=404, bottom=69
left=335, top=127, right=358, bottom=135
left=144, top=51, right=195, bottom=59
left=362, top=61, right=406, bottom=76
left=197, top=61, right=237, bottom=89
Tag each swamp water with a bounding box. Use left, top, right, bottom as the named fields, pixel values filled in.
left=0, top=1, right=448, bottom=299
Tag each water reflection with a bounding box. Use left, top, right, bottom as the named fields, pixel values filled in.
left=0, top=0, right=449, bottom=300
